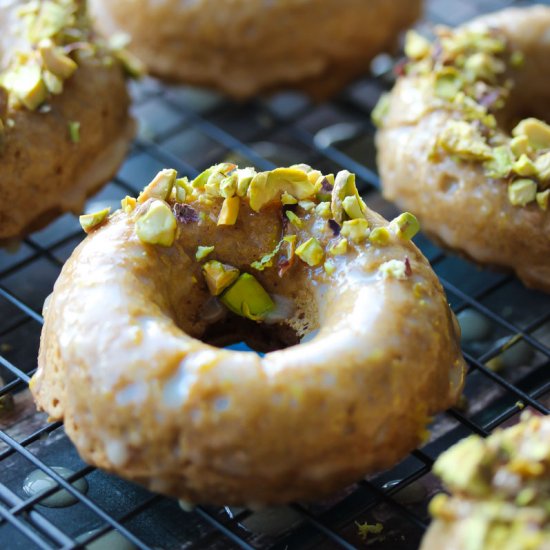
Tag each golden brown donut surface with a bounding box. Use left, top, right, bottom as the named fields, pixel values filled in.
left=421, top=413, right=550, bottom=550
left=31, top=164, right=465, bottom=505
left=89, top=0, right=421, bottom=99
left=375, top=6, right=550, bottom=293
left=0, top=0, right=137, bottom=242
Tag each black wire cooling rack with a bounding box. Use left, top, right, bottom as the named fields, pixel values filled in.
left=1, top=0, right=549, bottom=548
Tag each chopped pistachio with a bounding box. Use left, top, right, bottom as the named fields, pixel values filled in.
left=341, top=219, right=370, bottom=243
left=295, top=238, right=324, bottom=267
left=307, top=170, right=323, bottom=185
left=236, top=167, right=256, bottom=197
left=281, top=192, right=298, bottom=205
left=68, top=120, right=80, bottom=143
left=508, top=179, right=537, bottom=206
left=464, top=52, right=504, bottom=81
left=220, top=174, right=237, bottom=198
left=510, top=135, right=530, bottom=157
left=369, top=226, right=391, bottom=245
left=39, top=39, right=77, bottom=79
left=329, top=238, right=348, bottom=256
left=195, top=245, right=215, bottom=261
left=220, top=273, right=274, bottom=321
left=298, top=200, right=316, bottom=211
left=174, top=177, right=189, bottom=202
left=331, top=170, right=361, bottom=223
left=138, top=169, right=177, bottom=203
left=121, top=196, right=136, bottom=213
left=342, top=195, right=366, bottom=220
left=315, top=202, right=332, bottom=219
left=114, top=49, right=146, bottom=79
left=193, top=164, right=234, bottom=189
left=42, top=70, right=63, bottom=94
left=26, top=2, right=71, bottom=43
left=135, top=200, right=177, bottom=246
left=202, top=261, right=240, bottom=296
left=285, top=210, right=303, bottom=229
left=289, top=163, right=312, bottom=173
left=9, top=64, right=47, bottom=110
left=79, top=207, right=110, bottom=233
left=434, top=68, right=463, bottom=100
left=405, top=30, right=431, bottom=60
left=512, top=118, right=550, bottom=150
left=372, top=93, right=390, bottom=127
left=217, top=196, right=240, bottom=226
left=534, top=153, right=550, bottom=182
left=389, top=212, right=420, bottom=240
left=251, top=238, right=285, bottom=271
left=378, top=259, right=408, bottom=280
left=512, top=154, right=536, bottom=177
left=324, top=259, right=336, bottom=275
left=483, top=145, right=514, bottom=179
left=536, top=190, right=549, bottom=211
left=437, top=120, right=492, bottom=160
left=248, top=168, right=315, bottom=211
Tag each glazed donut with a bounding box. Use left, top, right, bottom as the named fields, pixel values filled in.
left=421, top=413, right=550, bottom=550
left=88, top=0, right=421, bottom=99
left=0, top=0, right=137, bottom=242
left=31, top=164, right=465, bottom=505
left=375, top=6, right=550, bottom=292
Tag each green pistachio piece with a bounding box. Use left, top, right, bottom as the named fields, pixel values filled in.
left=202, top=261, right=240, bottom=296
left=404, top=30, right=431, bottom=60
left=285, top=210, right=303, bottom=229
left=9, top=64, right=47, bottom=110
left=434, top=68, right=463, bottom=100
left=372, top=93, right=390, bottom=128
left=289, top=163, right=312, bottom=173
left=281, top=192, right=298, bottom=205
left=113, top=49, right=146, bottom=79
left=217, top=196, right=240, bottom=226
left=220, top=273, right=274, bottom=321
left=68, top=120, right=80, bottom=143
left=437, top=120, right=492, bottom=160
left=483, top=145, right=514, bottom=179
left=220, top=174, right=237, bottom=198
left=236, top=167, right=256, bottom=197
left=463, top=52, right=504, bottom=81
left=79, top=207, right=110, bottom=233
left=138, top=169, right=177, bottom=203
left=315, top=202, right=332, bottom=219
left=508, top=179, right=537, bottom=206
left=121, top=196, right=136, bottom=213
left=295, top=238, right=324, bottom=267
left=369, top=226, right=391, bottom=245
left=536, top=190, right=549, bottom=211
left=27, top=2, right=70, bottom=42
left=329, top=238, right=348, bottom=256
left=42, top=70, right=63, bottom=94
left=298, top=200, right=316, bottom=211
left=378, top=259, right=407, bottom=280
left=248, top=168, right=315, bottom=211
left=512, top=118, right=550, bottom=150
left=196, top=245, right=215, bottom=261
left=510, top=135, right=530, bottom=157
left=342, top=195, right=366, bottom=220
left=251, top=238, right=285, bottom=271
left=534, top=152, right=550, bottom=182
left=307, top=170, right=323, bottom=185
left=135, top=200, right=177, bottom=246
left=324, top=259, right=336, bottom=276
left=175, top=177, right=189, bottom=202
left=331, top=170, right=362, bottom=223
left=389, top=212, right=420, bottom=240
left=512, top=154, right=536, bottom=177
left=192, top=164, right=235, bottom=189
left=340, top=219, right=370, bottom=243
left=39, top=39, right=77, bottom=79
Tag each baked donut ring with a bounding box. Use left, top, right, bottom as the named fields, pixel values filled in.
left=0, top=0, right=137, bottom=242
left=88, top=0, right=421, bottom=99
left=375, top=6, right=550, bottom=292
left=31, top=164, right=465, bottom=505
left=421, top=413, right=550, bottom=550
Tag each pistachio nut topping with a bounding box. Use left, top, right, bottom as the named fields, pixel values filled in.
left=378, top=259, right=408, bottom=280
left=388, top=212, right=420, bottom=241
left=202, top=261, right=240, bottom=296
left=508, top=179, right=537, bottom=207
left=195, top=246, right=215, bottom=261
left=138, top=169, right=177, bottom=203
left=329, top=238, right=348, bottom=256
left=295, top=238, right=324, bottom=267
left=79, top=207, right=110, bottom=233
left=135, top=200, right=177, bottom=247
left=220, top=273, right=275, bottom=321
left=331, top=170, right=366, bottom=223
left=217, top=196, right=240, bottom=226
left=340, top=219, right=370, bottom=243
left=428, top=413, right=550, bottom=550
left=388, top=24, right=550, bottom=208
left=68, top=120, right=80, bottom=143
left=0, top=0, right=140, bottom=115
left=369, top=226, right=391, bottom=245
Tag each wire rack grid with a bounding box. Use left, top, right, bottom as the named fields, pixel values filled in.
left=1, top=0, right=549, bottom=548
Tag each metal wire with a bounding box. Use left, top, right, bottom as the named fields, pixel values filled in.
left=1, top=0, right=549, bottom=548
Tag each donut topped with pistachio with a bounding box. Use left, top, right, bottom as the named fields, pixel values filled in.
left=375, top=6, right=550, bottom=292
left=421, top=413, right=550, bottom=550
left=0, top=0, right=139, bottom=241
left=31, top=163, right=465, bottom=505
